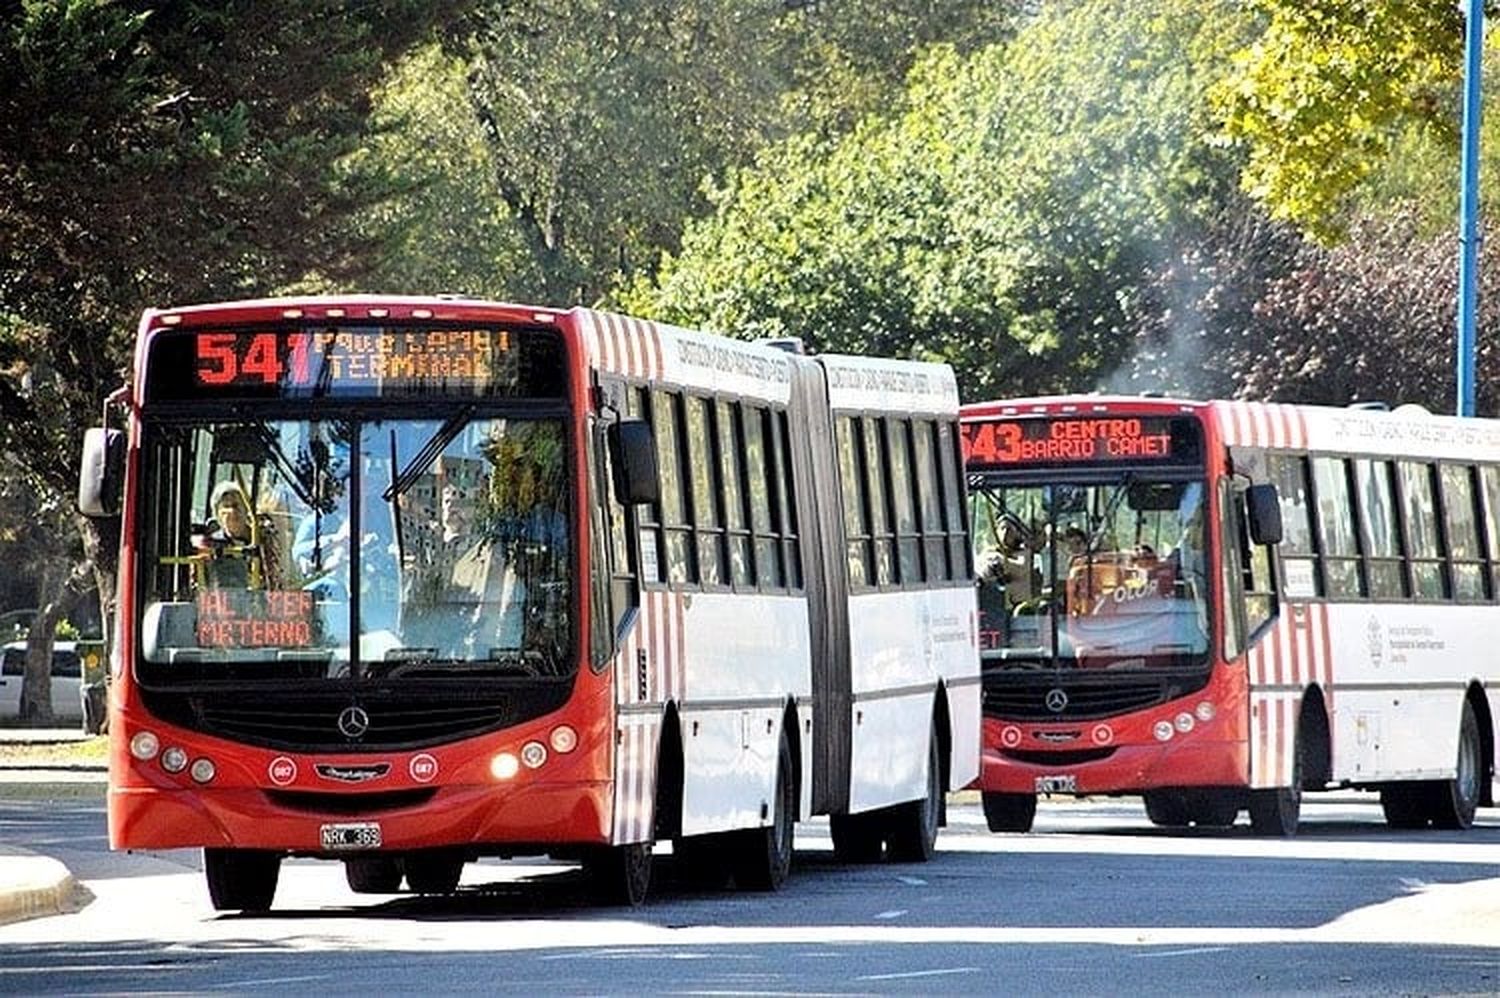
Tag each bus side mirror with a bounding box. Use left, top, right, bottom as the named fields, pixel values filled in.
left=607, top=420, right=659, bottom=506
left=1246, top=483, right=1282, bottom=546
left=78, top=427, right=125, bottom=518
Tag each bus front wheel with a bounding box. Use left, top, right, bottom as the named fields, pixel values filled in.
left=584, top=842, right=652, bottom=906
left=981, top=791, right=1037, bottom=833
left=345, top=856, right=402, bottom=893
left=204, top=848, right=280, bottom=912
left=402, top=849, right=464, bottom=894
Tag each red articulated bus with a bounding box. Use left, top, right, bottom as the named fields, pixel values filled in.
left=962, top=394, right=1497, bottom=836
left=78, top=295, right=980, bottom=911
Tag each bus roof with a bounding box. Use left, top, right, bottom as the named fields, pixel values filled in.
left=963, top=394, right=1500, bottom=462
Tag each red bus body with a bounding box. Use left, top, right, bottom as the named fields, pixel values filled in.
left=963, top=393, right=1499, bottom=836
left=91, top=294, right=980, bottom=908
left=963, top=396, right=1249, bottom=800
left=108, top=297, right=613, bottom=854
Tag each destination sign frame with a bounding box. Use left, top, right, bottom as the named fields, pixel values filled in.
left=962, top=415, right=1202, bottom=468
left=143, top=325, right=567, bottom=401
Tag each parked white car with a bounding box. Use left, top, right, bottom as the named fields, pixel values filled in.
left=0, top=640, right=83, bottom=723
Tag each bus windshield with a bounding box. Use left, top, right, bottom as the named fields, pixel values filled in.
left=137, top=415, right=571, bottom=682
left=968, top=475, right=1209, bottom=672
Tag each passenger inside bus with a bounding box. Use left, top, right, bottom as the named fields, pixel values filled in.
left=976, top=515, right=1044, bottom=646
left=192, top=480, right=279, bottom=590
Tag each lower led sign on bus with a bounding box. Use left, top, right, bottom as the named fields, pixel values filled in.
left=962, top=416, right=1197, bottom=467
left=196, top=589, right=315, bottom=648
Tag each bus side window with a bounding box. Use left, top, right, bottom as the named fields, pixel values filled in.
left=1221, top=477, right=1278, bottom=658
left=1235, top=482, right=1277, bottom=640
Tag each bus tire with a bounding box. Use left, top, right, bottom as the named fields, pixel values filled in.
left=830, top=811, right=884, bottom=863
left=204, top=848, right=280, bottom=912
left=886, top=728, right=942, bottom=862
left=1250, top=708, right=1304, bottom=837
left=672, top=834, right=731, bottom=890
left=1183, top=789, right=1240, bottom=827
left=1143, top=790, right=1190, bottom=827
left=733, top=731, right=795, bottom=890
left=584, top=842, right=652, bottom=906
left=345, top=856, right=402, bottom=894
left=1431, top=700, right=1482, bottom=830
left=403, top=849, right=464, bottom=894
left=981, top=791, right=1037, bottom=833
left=1379, top=783, right=1431, bottom=829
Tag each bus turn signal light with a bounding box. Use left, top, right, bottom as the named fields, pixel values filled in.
left=550, top=726, right=578, bottom=753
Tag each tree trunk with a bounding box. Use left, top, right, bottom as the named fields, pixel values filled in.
left=19, top=562, right=66, bottom=725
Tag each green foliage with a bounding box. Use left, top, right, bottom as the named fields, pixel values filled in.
left=0, top=0, right=468, bottom=628
left=335, top=44, right=537, bottom=299
left=457, top=0, right=1026, bottom=304
left=633, top=0, right=1250, bottom=400
left=1211, top=0, right=1466, bottom=241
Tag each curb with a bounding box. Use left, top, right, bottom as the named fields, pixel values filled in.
left=0, top=854, right=93, bottom=927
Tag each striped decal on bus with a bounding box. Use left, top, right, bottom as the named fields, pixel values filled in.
left=1247, top=601, right=1332, bottom=788
left=1214, top=401, right=1310, bottom=451
left=609, top=589, right=687, bottom=843
left=580, top=309, right=665, bottom=382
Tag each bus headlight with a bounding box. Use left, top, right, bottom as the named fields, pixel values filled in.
left=160, top=747, right=188, bottom=773
left=1153, top=720, right=1174, bottom=742
left=130, top=731, right=160, bottom=761
left=189, top=758, right=216, bottom=784
left=490, top=752, right=520, bottom=780
left=1195, top=701, right=1216, bottom=722
left=1175, top=712, right=1195, bottom=733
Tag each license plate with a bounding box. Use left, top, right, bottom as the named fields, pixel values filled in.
left=320, top=821, right=382, bottom=851
left=1034, top=774, right=1077, bottom=794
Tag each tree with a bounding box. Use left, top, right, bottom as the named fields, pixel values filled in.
left=455, top=0, right=1026, bottom=304
left=632, top=0, right=1252, bottom=401
left=1211, top=0, right=1468, bottom=241
left=0, top=0, right=468, bottom=718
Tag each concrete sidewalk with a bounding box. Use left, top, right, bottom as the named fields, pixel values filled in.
left=0, top=727, right=104, bottom=925
left=0, top=846, right=92, bottom=925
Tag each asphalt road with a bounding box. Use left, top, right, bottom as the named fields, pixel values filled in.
left=0, top=788, right=1496, bottom=995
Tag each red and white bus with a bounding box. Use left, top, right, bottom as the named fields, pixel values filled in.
left=961, top=394, right=1497, bottom=836
left=78, top=295, right=979, bottom=910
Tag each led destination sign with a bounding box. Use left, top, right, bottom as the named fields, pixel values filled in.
left=961, top=416, right=1200, bottom=467
left=196, top=589, right=315, bottom=649
left=196, top=329, right=510, bottom=388
left=144, top=326, right=567, bottom=401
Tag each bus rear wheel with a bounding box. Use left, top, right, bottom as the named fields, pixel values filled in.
left=830, top=811, right=884, bottom=862
left=204, top=848, right=280, bottom=912
left=1432, top=700, right=1482, bottom=830
left=1379, top=783, right=1431, bottom=829
left=733, top=732, right=795, bottom=890
left=981, top=791, right=1037, bottom=833
left=887, top=729, right=942, bottom=862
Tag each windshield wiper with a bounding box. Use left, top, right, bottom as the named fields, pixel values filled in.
left=383, top=407, right=475, bottom=504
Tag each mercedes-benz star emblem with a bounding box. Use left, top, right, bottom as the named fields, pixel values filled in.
left=337, top=705, right=371, bottom=739
left=1044, top=688, right=1069, bottom=714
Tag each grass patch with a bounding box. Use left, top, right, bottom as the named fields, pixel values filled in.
left=0, top=736, right=108, bottom=767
